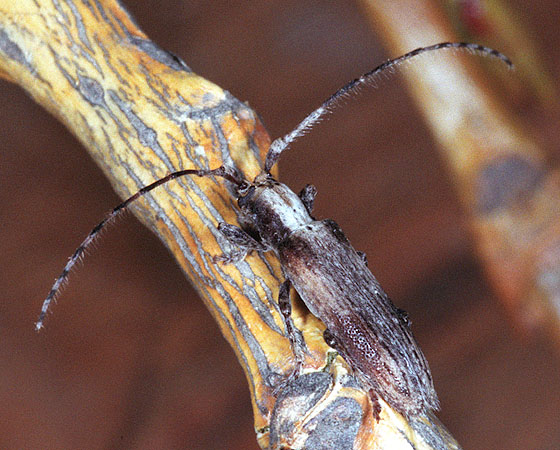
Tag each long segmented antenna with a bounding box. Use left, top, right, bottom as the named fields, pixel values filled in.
left=36, top=42, right=512, bottom=330
left=264, top=42, right=513, bottom=173
left=35, top=166, right=237, bottom=331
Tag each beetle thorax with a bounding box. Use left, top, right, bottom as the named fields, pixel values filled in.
left=238, top=175, right=313, bottom=248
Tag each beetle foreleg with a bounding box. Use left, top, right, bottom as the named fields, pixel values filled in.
left=213, top=222, right=269, bottom=263
left=298, top=184, right=317, bottom=215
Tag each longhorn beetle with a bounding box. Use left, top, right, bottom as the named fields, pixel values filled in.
left=35, top=43, right=512, bottom=417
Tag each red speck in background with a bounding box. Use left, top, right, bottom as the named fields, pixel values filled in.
left=460, top=0, right=491, bottom=35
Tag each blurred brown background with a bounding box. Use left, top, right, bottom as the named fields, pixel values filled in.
left=1, top=1, right=559, bottom=449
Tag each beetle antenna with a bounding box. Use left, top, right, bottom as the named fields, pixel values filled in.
left=264, top=42, right=512, bottom=173
left=35, top=166, right=236, bottom=331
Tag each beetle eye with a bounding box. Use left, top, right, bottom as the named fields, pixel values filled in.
left=237, top=181, right=250, bottom=195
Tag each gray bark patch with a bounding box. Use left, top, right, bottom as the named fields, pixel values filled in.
left=0, top=29, right=33, bottom=72
left=305, top=397, right=362, bottom=450
left=129, top=36, right=191, bottom=72
left=476, top=154, right=544, bottom=214
left=77, top=74, right=105, bottom=106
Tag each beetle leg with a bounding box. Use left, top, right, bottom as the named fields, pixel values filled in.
left=278, top=279, right=307, bottom=374
left=298, top=184, right=317, bottom=215
left=213, top=222, right=269, bottom=263
left=356, top=251, right=368, bottom=266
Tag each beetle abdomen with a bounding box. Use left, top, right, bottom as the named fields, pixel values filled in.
left=278, top=219, right=439, bottom=416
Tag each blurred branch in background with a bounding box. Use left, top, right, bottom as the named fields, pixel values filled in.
left=360, top=0, right=560, bottom=345
left=440, top=0, right=557, bottom=107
